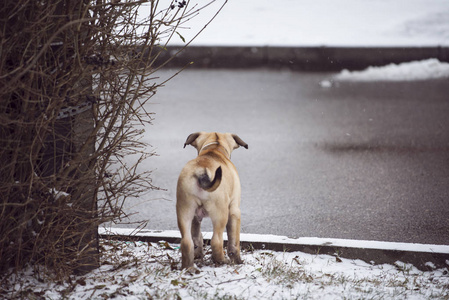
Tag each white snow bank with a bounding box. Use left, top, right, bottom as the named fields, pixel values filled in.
left=6, top=239, right=449, bottom=299
left=99, top=227, right=449, bottom=254
left=335, top=59, right=449, bottom=81
left=141, top=0, right=449, bottom=46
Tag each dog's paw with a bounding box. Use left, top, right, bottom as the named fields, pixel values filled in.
left=212, top=257, right=230, bottom=266
left=228, top=252, right=243, bottom=265
left=184, top=265, right=201, bottom=275
left=194, top=249, right=204, bottom=260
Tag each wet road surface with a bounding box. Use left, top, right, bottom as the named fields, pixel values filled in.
left=122, top=69, right=449, bottom=245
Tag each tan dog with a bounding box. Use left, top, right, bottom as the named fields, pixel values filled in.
left=176, top=132, right=248, bottom=269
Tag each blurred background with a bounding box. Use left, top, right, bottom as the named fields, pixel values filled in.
left=120, top=0, right=449, bottom=245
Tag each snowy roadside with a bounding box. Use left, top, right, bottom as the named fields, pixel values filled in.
left=316, top=58, right=449, bottom=88
left=99, top=227, right=449, bottom=271
left=333, top=58, right=449, bottom=81
left=4, top=239, right=448, bottom=299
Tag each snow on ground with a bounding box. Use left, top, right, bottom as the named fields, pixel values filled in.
left=334, top=59, right=449, bottom=81
left=4, top=240, right=449, bottom=300
left=139, top=0, right=449, bottom=46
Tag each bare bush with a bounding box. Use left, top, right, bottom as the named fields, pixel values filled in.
left=0, top=0, right=225, bottom=278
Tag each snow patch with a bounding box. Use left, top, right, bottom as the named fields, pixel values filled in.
left=50, top=188, right=70, bottom=200
left=335, top=59, right=449, bottom=81
left=5, top=239, right=449, bottom=299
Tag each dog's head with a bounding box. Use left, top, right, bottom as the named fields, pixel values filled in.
left=183, top=132, right=248, bottom=157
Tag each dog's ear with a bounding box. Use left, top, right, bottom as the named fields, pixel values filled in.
left=183, top=132, right=201, bottom=148
left=232, top=134, right=248, bottom=149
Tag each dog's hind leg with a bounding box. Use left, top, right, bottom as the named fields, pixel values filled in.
left=208, top=207, right=229, bottom=265
left=226, top=206, right=243, bottom=264
left=191, top=215, right=204, bottom=260
left=177, top=204, right=196, bottom=269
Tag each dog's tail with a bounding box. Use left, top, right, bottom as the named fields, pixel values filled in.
left=197, top=166, right=222, bottom=192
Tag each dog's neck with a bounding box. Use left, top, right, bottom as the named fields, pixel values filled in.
left=199, top=141, right=230, bottom=158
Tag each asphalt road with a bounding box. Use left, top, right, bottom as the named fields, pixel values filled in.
left=122, top=69, right=449, bottom=245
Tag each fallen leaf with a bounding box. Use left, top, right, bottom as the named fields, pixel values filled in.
left=159, top=241, right=174, bottom=250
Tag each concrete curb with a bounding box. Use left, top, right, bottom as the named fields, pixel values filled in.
left=158, top=46, right=449, bottom=71
left=99, top=228, right=449, bottom=271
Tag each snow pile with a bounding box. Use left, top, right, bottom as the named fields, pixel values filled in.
left=150, top=0, right=449, bottom=46
left=4, top=240, right=449, bottom=299
left=335, top=59, right=449, bottom=81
